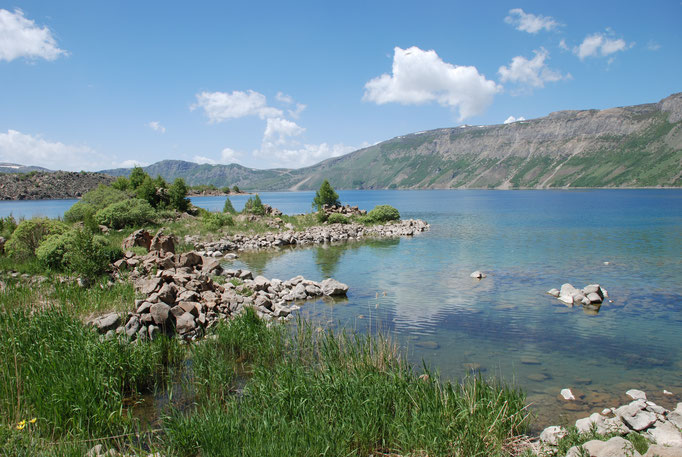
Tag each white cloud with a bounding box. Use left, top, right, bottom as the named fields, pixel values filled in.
left=559, top=39, right=570, bottom=51
left=574, top=32, right=630, bottom=60
left=498, top=48, right=567, bottom=88
left=263, top=117, right=305, bottom=145
left=191, top=90, right=282, bottom=123
left=504, top=116, right=525, bottom=124
left=261, top=142, right=363, bottom=168
left=220, top=148, right=242, bottom=164
left=646, top=40, right=661, bottom=51
left=193, top=155, right=217, bottom=165
left=275, top=92, right=307, bottom=118
left=0, top=8, right=67, bottom=62
left=147, top=121, right=166, bottom=133
left=504, top=8, right=558, bottom=34
left=0, top=129, right=107, bottom=171
left=275, top=92, right=294, bottom=104
left=288, top=103, right=307, bottom=119
left=120, top=159, right=146, bottom=168
left=363, top=46, right=501, bottom=120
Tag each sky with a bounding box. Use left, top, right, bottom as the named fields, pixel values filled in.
left=0, top=0, right=680, bottom=172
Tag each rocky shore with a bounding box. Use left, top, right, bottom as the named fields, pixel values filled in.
left=0, top=171, right=114, bottom=200
left=536, top=389, right=682, bottom=456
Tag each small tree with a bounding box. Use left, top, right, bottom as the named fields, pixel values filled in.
left=312, top=179, right=340, bottom=210
left=223, top=197, right=236, bottom=214
left=243, top=194, right=265, bottom=215
left=232, top=185, right=240, bottom=193
left=129, top=166, right=147, bottom=189
left=168, top=178, right=190, bottom=212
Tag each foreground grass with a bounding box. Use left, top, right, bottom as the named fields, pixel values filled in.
left=0, top=283, right=530, bottom=456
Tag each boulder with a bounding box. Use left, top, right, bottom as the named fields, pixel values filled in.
left=150, top=303, right=171, bottom=326
left=626, top=389, right=647, bottom=400
left=137, top=277, right=162, bottom=295
left=559, top=284, right=580, bottom=305
left=646, top=421, right=682, bottom=447
left=547, top=288, right=560, bottom=297
left=253, top=276, right=271, bottom=291
left=157, top=282, right=177, bottom=305
left=124, top=316, right=141, bottom=338
left=122, top=229, right=152, bottom=251
left=616, top=401, right=657, bottom=431
left=177, top=252, right=202, bottom=268
left=566, top=436, right=641, bottom=457
left=587, top=292, right=603, bottom=304
left=150, top=231, right=175, bottom=254
left=91, top=313, right=121, bottom=334
left=470, top=270, right=486, bottom=279
left=644, top=444, right=682, bottom=457
left=560, top=388, right=576, bottom=401
left=201, top=257, right=222, bottom=275
left=320, top=278, right=349, bottom=296
left=539, top=425, right=566, bottom=446
left=176, top=312, right=196, bottom=334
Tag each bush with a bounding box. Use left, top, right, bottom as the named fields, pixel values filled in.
left=36, top=231, right=76, bottom=270
left=0, top=215, right=17, bottom=238
left=243, top=194, right=265, bottom=215
left=5, top=218, right=68, bottom=260
left=232, top=185, right=240, bottom=193
left=95, top=198, right=156, bottom=229
left=63, top=201, right=96, bottom=223
left=110, top=176, right=130, bottom=191
left=367, top=205, right=400, bottom=222
left=327, top=213, right=350, bottom=224
left=168, top=178, right=190, bottom=212
left=223, top=197, right=236, bottom=214
left=64, top=185, right=129, bottom=223
left=36, top=229, right=121, bottom=279
left=312, top=179, right=340, bottom=210
left=129, top=166, right=148, bottom=189
left=202, top=212, right=234, bottom=231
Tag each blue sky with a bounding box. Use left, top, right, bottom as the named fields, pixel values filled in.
left=0, top=0, right=680, bottom=171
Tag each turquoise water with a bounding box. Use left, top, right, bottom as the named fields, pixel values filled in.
left=2, top=190, right=681, bottom=426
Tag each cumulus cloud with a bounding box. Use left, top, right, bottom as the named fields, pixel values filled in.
left=574, top=32, right=631, bottom=60
left=647, top=40, right=661, bottom=51
left=220, top=148, right=242, bottom=164
left=0, top=8, right=67, bottom=62
left=504, top=116, right=525, bottom=124
left=263, top=117, right=305, bottom=145
left=275, top=92, right=294, bottom=104
left=275, top=92, right=307, bottom=118
left=363, top=46, right=501, bottom=120
left=0, top=129, right=107, bottom=171
left=191, top=90, right=282, bottom=123
left=147, top=121, right=166, bottom=133
left=498, top=48, right=567, bottom=88
left=504, top=8, right=558, bottom=34
left=193, top=155, right=217, bottom=165
left=120, top=159, right=147, bottom=168
left=261, top=142, right=362, bottom=168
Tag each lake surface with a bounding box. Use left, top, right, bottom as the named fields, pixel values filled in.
left=2, top=189, right=681, bottom=427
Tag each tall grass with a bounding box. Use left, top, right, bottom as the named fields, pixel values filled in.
left=164, top=309, right=530, bottom=457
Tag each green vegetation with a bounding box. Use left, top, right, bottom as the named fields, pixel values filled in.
left=201, top=212, right=234, bottom=231
left=312, top=179, right=341, bottom=209
left=365, top=204, right=400, bottom=222
left=222, top=196, right=236, bottom=214
left=94, top=198, right=156, bottom=229
left=4, top=218, right=68, bottom=260
left=0, top=215, right=18, bottom=239
left=243, top=194, right=265, bottom=215
left=327, top=213, right=350, bottom=224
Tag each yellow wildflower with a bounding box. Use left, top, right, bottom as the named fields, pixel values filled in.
left=29, top=418, right=37, bottom=424
left=16, top=420, right=26, bottom=430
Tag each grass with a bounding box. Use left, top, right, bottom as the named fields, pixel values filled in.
left=163, top=309, right=530, bottom=457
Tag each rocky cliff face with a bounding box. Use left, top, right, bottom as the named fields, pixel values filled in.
left=0, top=171, right=115, bottom=200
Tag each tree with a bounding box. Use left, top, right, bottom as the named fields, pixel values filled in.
left=232, top=185, right=240, bottom=193
left=243, top=194, right=265, bottom=215
left=223, top=197, right=236, bottom=214
left=168, top=178, right=190, bottom=212
left=136, top=176, right=158, bottom=207
left=312, top=179, right=340, bottom=210
left=129, top=166, right=147, bottom=189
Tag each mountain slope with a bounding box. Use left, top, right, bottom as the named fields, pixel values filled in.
left=101, top=93, right=682, bottom=190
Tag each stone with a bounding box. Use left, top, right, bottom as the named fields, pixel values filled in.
left=547, top=288, right=560, bottom=297
left=587, top=292, right=603, bottom=303
left=253, top=276, right=271, bottom=291
left=176, top=312, right=196, bottom=334
left=583, top=284, right=603, bottom=297
left=177, top=252, right=202, bottom=268
left=470, top=270, right=486, bottom=279
left=136, top=301, right=153, bottom=314
left=202, top=258, right=222, bottom=274
left=520, top=356, right=541, bottom=365
left=616, top=401, right=657, bottom=431
left=150, top=231, right=176, bottom=253
left=239, top=269, right=253, bottom=280
left=92, top=313, right=121, bottom=333
left=137, top=277, right=162, bottom=295
left=150, top=303, right=171, bottom=326
left=320, top=278, right=349, bottom=296
left=644, top=444, right=682, bottom=457
left=576, top=413, right=607, bottom=433
left=157, top=282, right=177, bottom=305
left=124, top=316, right=141, bottom=338
left=86, top=444, right=104, bottom=457
left=566, top=437, right=641, bottom=457
left=148, top=325, right=160, bottom=341
left=668, top=411, right=682, bottom=429
left=559, top=283, right=580, bottom=304
left=627, top=389, right=647, bottom=400
left=646, top=421, right=682, bottom=447
left=561, top=388, right=576, bottom=401
left=540, top=425, right=566, bottom=446
left=122, top=229, right=152, bottom=251
left=645, top=401, right=666, bottom=414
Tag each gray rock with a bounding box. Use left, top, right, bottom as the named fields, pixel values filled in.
left=124, top=316, right=141, bottom=338
left=157, top=282, right=177, bottom=305
left=587, top=292, right=603, bottom=303
left=540, top=425, right=566, bottom=446
left=176, top=312, right=196, bottom=334
left=150, top=303, right=171, bottom=326
left=148, top=325, right=160, bottom=341
left=646, top=421, right=682, bottom=447
left=547, top=288, right=560, bottom=297
left=560, top=388, right=576, bottom=401
left=627, top=389, right=647, bottom=400
left=566, top=436, right=641, bottom=457
left=616, top=401, right=657, bottom=431
left=576, top=413, right=608, bottom=434
left=320, top=278, right=349, bottom=296
left=92, top=313, right=121, bottom=333
left=668, top=411, right=682, bottom=429
left=137, top=277, right=162, bottom=294
left=176, top=252, right=202, bottom=268
left=470, top=270, right=486, bottom=279
left=292, top=283, right=307, bottom=300
left=643, top=444, right=682, bottom=457
left=136, top=301, right=153, bottom=314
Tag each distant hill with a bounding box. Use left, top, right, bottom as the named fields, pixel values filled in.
left=101, top=93, right=682, bottom=190
left=0, top=171, right=114, bottom=200
left=0, top=163, right=52, bottom=174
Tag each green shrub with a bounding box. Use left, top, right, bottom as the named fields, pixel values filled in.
left=63, top=201, right=96, bottom=224
left=327, top=213, right=350, bottom=224
left=202, top=212, right=234, bottom=231
left=232, top=185, right=240, bottom=193
left=128, top=166, right=148, bottom=189
left=0, top=215, right=17, bottom=238
left=64, top=185, right=129, bottom=223
left=5, top=218, right=68, bottom=260
left=367, top=204, right=400, bottom=222
left=168, top=178, right=190, bottom=212
left=312, top=179, right=340, bottom=210
left=36, top=231, right=76, bottom=270
left=95, top=198, right=156, bottom=229
left=315, top=210, right=328, bottom=223
left=223, top=197, right=236, bottom=214
left=110, top=176, right=130, bottom=191
left=243, top=194, right=265, bottom=215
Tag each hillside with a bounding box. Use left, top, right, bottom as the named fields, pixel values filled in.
left=0, top=171, right=114, bottom=200
left=0, top=163, right=52, bottom=174
left=102, top=92, right=682, bottom=190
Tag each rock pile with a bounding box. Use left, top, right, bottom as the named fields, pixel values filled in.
left=537, top=391, right=682, bottom=457
left=548, top=283, right=607, bottom=309
left=191, top=219, right=429, bottom=255
left=320, top=204, right=367, bottom=217
left=99, top=244, right=349, bottom=341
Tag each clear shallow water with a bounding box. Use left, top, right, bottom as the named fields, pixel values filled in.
left=2, top=190, right=681, bottom=427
